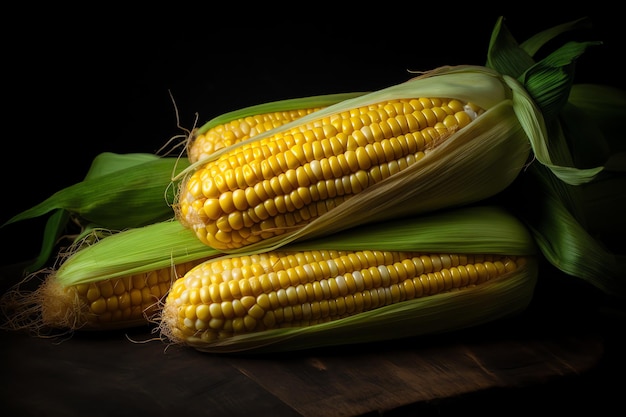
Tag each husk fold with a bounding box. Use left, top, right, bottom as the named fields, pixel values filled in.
left=53, top=220, right=219, bottom=287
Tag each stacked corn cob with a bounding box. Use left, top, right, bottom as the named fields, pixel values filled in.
left=1, top=16, right=623, bottom=353
left=0, top=93, right=356, bottom=333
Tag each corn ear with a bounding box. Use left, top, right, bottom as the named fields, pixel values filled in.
left=0, top=220, right=220, bottom=333
left=158, top=205, right=538, bottom=353
left=176, top=65, right=540, bottom=253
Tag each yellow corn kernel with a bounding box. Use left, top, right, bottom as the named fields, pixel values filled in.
left=161, top=250, right=524, bottom=343
left=178, top=98, right=483, bottom=250
left=37, top=259, right=208, bottom=331
left=188, top=107, right=325, bottom=164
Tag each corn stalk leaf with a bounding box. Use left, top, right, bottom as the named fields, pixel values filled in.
left=23, top=209, right=70, bottom=274
left=3, top=154, right=188, bottom=230
left=4, top=152, right=186, bottom=274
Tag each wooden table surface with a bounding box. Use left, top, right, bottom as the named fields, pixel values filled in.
left=1, top=10, right=624, bottom=417
left=1, top=266, right=623, bottom=417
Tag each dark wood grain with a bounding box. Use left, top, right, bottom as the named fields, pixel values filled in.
left=1, top=278, right=615, bottom=417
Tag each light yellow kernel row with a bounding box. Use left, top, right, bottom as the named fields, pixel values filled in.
left=166, top=251, right=521, bottom=340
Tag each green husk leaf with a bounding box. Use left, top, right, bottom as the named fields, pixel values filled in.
left=5, top=152, right=180, bottom=275
left=3, top=154, right=188, bottom=230
left=486, top=17, right=605, bottom=184
left=521, top=170, right=625, bottom=297
left=23, top=209, right=70, bottom=274
left=54, top=220, right=219, bottom=286
left=485, top=16, right=536, bottom=79
left=521, top=40, right=601, bottom=123
left=83, top=152, right=164, bottom=178
left=480, top=18, right=616, bottom=298
left=505, top=142, right=626, bottom=299
left=486, top=16, right=591, bottom=83
left=195, top=92, right=368, bottom=136
left=504, top=76, right=603, bottom=185
left=519, top=17, right=592, bottom=57
left=286, top=205, right=536, bottom=256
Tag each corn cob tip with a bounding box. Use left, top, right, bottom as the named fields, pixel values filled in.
left=0, top=258, right=208, bottom=335
left=157, top=298, right=184, bottom=344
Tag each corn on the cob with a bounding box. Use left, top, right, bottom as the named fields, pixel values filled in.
left=7, top=260, right=203, bottom=331
left=0, top=221, right=219, bottom=333
left=175, top=66, right=535, bottom=252
left=188, top=93, right=366, bottom=164
left=159, top=205, right=537, bottom=353
left=165, top=250, right=526, bottom=338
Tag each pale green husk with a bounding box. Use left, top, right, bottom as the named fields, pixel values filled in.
left=54, top=220, right=219, bottom=286
left=284, top=205, right=535, bottom=255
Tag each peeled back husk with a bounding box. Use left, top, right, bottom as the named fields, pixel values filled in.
left=176, top=65, right=540, bottom=254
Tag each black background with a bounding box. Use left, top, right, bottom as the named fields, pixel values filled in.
left=1, top=4, right=625, bottom=416
left=1, top=6, right=624, bottom=266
